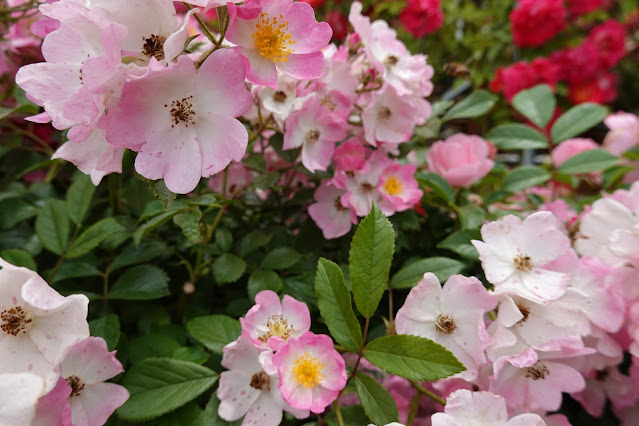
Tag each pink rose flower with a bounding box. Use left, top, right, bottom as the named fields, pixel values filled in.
left=308, top=181, right=356, bottom=240
left=551, top=138, right=598, bottom=167
left=426, top=133, right=494, bottom=187
left=272, top=332, right=347, bottom=413
left=0, top=373, right=47, bottom=426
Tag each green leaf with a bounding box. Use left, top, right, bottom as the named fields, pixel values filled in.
left=173, top=209, right=202, bottom=244
left=253, top=171, right=280, bottom=190
left=152, top=180, right=177, bottom=210
left=51, top=260, right=101, bottom=284
left=89, top=315, right=121, bottom=351
left=186, top=315, right=241, bottom=354
left=502, top=166, right=551, bottom=192
left=212, top=253, right=246, bottom=284
left=354, top=373, right=399, bottom=425
left=215, top=228, right=233, bottom=252
left=349, top=205, right=395, bottom=318
left=109, top=265, right=170, bottom=300
left=66, top=218, right=125, bottom=259
left=66, top=173, right=96, bottom=224
left=35, top=199, right=70, bottom=255
left=511, top=84, right=556, bottom=128
left=487, top=124, right=549, bottom=150
left=118, top=358, right=218, bottom=422
left=557, top=149, right=619, bottom=175
left=129, top=334, right=181, bottom=365
left=0, top=249, right=36, bottom=271
left=248, top=270, right=283, bottom=300
left=457, top=204, right=485, bottom=230
left=110, top=240, right=171, bottom=270
left=134, top=209, right=183, bottom=245
left=550, top=103, right=608, bottom=143
left=194, top=394, right=241, bottom=426
left=442, top=90, right=497, bottom=121
left=325, top=405, right=368, bottom=426
left=260, top=247, right=302, bottom=270
left=314, top=258, right=363, bottom=352
left=172, top=346, right=210, bottom=365
left=437, top=230, right=480, bottom=260
left=390, top=257, right=465, bottom=289
left=416, top=172, right=454, bottom=205
left=363, top=335, right=465, bottom=381
left=239, top=231, right=272, bottom=257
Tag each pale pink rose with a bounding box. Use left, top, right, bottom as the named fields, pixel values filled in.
left=377, top=163, right=423, bottom=213
left=218, top=336, right=309, bottom=425
left=333, top=139, right=367, bottom=172
left=33, top=378, right=73, bottom=426
left=572, top=367, right=638, bottom=418
left=226, top=0, right=332, bottom=89
left=551, top=138, right=598, bottom=167
left=308, top=181, right=357, bottom=240
left=472, top=212, right=571, bottom=304
left=241, top=291, right=311, bottom=351
left=396, top=273, right=497, bottom=381
left=427, top=134, right=494, bottom=187
left=603, top=112, right=639, bottom=156
left=104, top=51, right=252, bottom=194
left=431, top=389, right=546, bottom=425
left=0, top=373, right=47, bottom=426
left=55, top=337, right=128, bottom=426
left=273, top=332, right=347, bottom=413
left=0, top=258, right=89, bottom=389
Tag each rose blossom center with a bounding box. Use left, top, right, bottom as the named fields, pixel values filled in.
left=378, top=106, right=392, bottom=120
left=360, top=182, right=375, bottom=192
left=383, top=176, right=403, bottom=196
left=292, top=352, right=324, bottom=388
left=384, top=55, right=399, bottom=66
left=165, top=96, right=196, bottom=128
left=334, top=197, right=348, bottom=212
left=258, top=314, right=294, bottom=343
left=516, top=304, right=530, bottom=325
left=435, top=314, right=457, bottom=334
left=249, top=371, right=270, bottom=390
left=513, top=254, right=533, bottom=272
left=305, top=129, right=321, bottom=143
left=524, top=362, right=549, bottom=380
left=66, top=375, right=85, bottom=398
left=141, top=34, right=166, bottom=60
left=320, top=95, right=336, bottom=111
left=253, top=13, right=296, bottom=62
left=273, top=90, right=288, bottom=103
left=0, top=306, right=33, bottom=336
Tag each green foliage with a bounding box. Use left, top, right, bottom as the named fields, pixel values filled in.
left=363, top=335, right=465, bottom=381
left=349, top=205, right=395, bottom=318
left=512, top=84, right=556, bottom=128
left=66, top=218, right=125, bottom=259
left=391, top=257, right=465, bottom=289
left=186, top=315, right=242, bottom=354
left=213, top=253, right=247, bottom=284
left=442, top=90, right=497, bottom=121
left=488, top=124, right=549, bottom=150
left=557, top=149, right=620, bottom=174
left=354, top=373, right=399, bottom=425
left=66, top=172, right=96, bottom=224
left=118, top=358, right=218, bottom=422
left=248, top=269, right=283, bottom=299
left=35, top=199, right=70, bottom=255
left=109, top=265, right=170, bottom=300
left=550, top=103, right=609, bottom=143
left=502, top=166, right=552, bottom=192
left=89, top=314, right=121, bottom=351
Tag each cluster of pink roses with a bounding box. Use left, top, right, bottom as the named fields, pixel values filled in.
left=0, top=258, right=128, bottom=426
left=217, top=290, right=346, bottom=425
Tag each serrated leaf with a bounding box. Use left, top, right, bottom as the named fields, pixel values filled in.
left=134, top=209, right=184, bottom=245
left=35, top=199, right=70, bottom=255
left=437, top=230, right=480, bottom=260
left=260, top=247, right=302, bottom=270
left=109, top=265, right=170, bottom=300
left=502, top=166, right=551, bottom=192
left=557, top=149, right=619, bottom=175
left=442, top=90, right=497, bottom=121
left=0, top=249, right=36, bottom=271
left=213, top=253, right=246, bottom=284
left=355, top=373, right=399, bottom=425
left=416, top=172, right=454, bottom=205
left=550, top=103, right=608, bottom=143
left=253, top=171, right=280, bottom=190
left=66, top=172, right=96, bottom=224
left=350, top=205, right=395, bottom=318
left=215, top=228, right=233, bottom=252
left=173, top=209, right=202, bottom=244
left=363, top=335, right=465, bottom=381
left=89, top=315, right=120, bottom=351
left=239, top=231, right=272, bottom=257
left=314, top=258, right=362, bottom=352
left=390, top=257, right=465, bottom=289
left=457, top=204, right=485, bottom=229
left=129, top=334, right=181, bottom=365
left=110, top=240, right=171, bottom=270
left=118, top=358, right=218, bottom=421
left=512, top=84, right=556, bottom=128
left=248, top=270, right=283, bottom=300
left=51, top=260, right=101, bottom=284
left=186, top=315, right=241, bottom=354
left=66, top=218, right=124, bottom=259
left=153, top=180, right=177, bottom=210
left=487, top=124, right=549, bottom=150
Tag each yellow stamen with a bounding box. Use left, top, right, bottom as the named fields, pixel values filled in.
left=292, top=352, right=324, bottom=388
left=253, top=13, right=295, bottom=62
left=383, top=176, right=403, bottom=196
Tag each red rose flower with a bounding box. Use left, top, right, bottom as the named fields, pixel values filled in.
left=568, top=72, right=617, bottom=105
left=550, top=42, right=601, bottom=85
left=326, top=11, right=348, bottom=41
left=399, top=0, right=444, bottom=38
left=565, top=0, right=604, bottom=16
left=510, top=0, right=566, bottom=47
left=490, top=58, right=559, bottom=102
left=587, top=20, right=627, bottom=68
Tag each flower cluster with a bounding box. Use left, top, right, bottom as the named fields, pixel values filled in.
left=217, top=290, right=346, bottom=425
left=0, top=258, right=128, bottom=426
